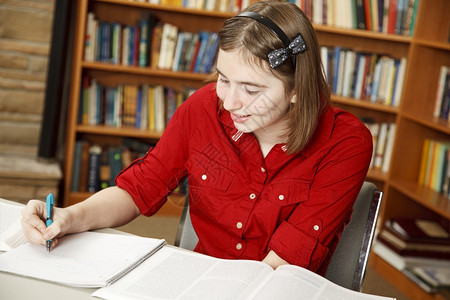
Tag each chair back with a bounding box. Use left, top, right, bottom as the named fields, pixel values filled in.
left=175, top=181, right=382, bottom=292
left=174, top=197, right=197, bottom=251
left=324, top=181, right=382, bottom=291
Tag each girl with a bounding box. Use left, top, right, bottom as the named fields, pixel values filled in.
left=21, top=0, right=372, bottom=275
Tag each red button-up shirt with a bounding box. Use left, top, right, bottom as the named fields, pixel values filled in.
left=116, top=83, right=373, bottom=275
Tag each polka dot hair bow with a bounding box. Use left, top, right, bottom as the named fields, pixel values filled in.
left=267, top=33, right=307, bottom=69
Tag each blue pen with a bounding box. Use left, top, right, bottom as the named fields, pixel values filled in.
left=46, top=193, right=54, bottom=253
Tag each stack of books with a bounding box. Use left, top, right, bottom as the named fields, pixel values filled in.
left=374, top=217, right=450, bottom=292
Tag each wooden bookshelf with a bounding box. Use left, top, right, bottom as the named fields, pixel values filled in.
left=63, top=1, right=449, bottom=298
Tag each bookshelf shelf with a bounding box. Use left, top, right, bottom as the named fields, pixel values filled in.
left=414, top=39, right=450, bottom=51
left=97, top=0, right=235, bottom=18
left=331, top=96, right=399, bottom=114
left=83, top=61, right=211, bottom=81
left=77, top=124, right=163, bottom=139
left=390, top=179, right=450, bottom=219
left=62, top=1, right=449, bottom=298
left=402, top=112, right=450, bottom=135
left=314, top=24, right=413, bottom=43
left=366, top=168, right=387, bottom=182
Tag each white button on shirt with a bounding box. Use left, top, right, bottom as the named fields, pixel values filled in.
left=249, top=193, right=256, bottom=199
left=313, top=225, right=320, bottom=231
left=201, top=174, right=207, bottom=180
left=278, top=195, right=285, bottom=200
left=236, top=243, right=242, bottom=250
left=236, top=222, right=243, bottom=229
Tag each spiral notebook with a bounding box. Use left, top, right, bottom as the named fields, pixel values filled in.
left=0, top=231, right=166, bottom=287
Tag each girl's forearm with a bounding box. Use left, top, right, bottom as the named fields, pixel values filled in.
left=65, top=186, right=140, bottom=233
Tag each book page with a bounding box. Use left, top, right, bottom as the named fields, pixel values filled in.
left=0, top=231, right=165, bottom=287
left=93, top=246, right=273, bottom=300
left=93, top=248, right=395, bottom=300
left=0, top=198, right=26, bottom=251
left=248, top=265, right=396, bottom=300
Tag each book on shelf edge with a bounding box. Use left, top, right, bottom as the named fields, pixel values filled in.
left=386, top=218, right=449, bottom=242
left=377, top=232, right=450, bottom=259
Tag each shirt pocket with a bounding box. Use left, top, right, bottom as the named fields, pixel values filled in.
left=187, top=151, right=235, bottom=191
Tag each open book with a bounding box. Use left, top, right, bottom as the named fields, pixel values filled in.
left=0, top=231, right=166, bottom=287
left=93, top=246, right=395, bottom=300
left=0, top=198, right=27, bottom=251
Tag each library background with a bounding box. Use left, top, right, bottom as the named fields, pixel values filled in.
left=0, top=1, right=449, bottom=300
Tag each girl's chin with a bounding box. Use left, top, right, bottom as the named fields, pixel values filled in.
left=233, top=121, right=255, bottom=133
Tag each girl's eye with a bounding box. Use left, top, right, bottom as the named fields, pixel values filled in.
left=245, top=87, right=260, bottom=95
left=218, top=77, right=229, bottom=84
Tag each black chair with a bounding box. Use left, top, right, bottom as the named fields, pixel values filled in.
left=175, top=181, right=382, bottom=292
left=324, top=182, right=382, bottom=291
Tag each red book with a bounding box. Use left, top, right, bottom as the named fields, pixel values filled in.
left=387, top=0, right=398, bottom=34
left=364, top=0, right=372, bottom=31
left=133, top=26, right=140, bottom=67
left=188, top=38, right=202, bottom=73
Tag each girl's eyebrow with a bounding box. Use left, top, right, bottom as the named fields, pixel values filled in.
left=216, top=68, right=268, bottom=88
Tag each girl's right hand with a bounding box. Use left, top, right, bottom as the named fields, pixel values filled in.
left=20, top=199, right=70, bottom=251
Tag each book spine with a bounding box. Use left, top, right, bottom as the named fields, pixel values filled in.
left=87, top=144, right=102, bottom=193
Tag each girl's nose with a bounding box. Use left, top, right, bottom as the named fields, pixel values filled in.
left=222, top=86, right=243, bottom=111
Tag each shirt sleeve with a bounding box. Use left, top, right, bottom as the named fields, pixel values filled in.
left=115, top=95, right=194, bottom=216
left=268, top=115, right=373, bottom=272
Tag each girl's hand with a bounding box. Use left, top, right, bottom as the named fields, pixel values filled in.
left=20, top=200, right=70, bottom=251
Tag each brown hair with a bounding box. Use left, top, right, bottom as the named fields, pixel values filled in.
left=218, top=0, right=330, bottom=153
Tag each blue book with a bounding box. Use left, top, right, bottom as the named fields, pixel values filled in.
left=193, top=32, right=210, bottom=73
left=135, top=89, right=142, bottom=128
left=128, top=26, right=135, bottom=66
left=138, top=19, right=149, bottom=67
left=101, top=22, right=111, bottom=63
left=332, top=47, right=341, bottom=94
left=202, top=33, right=219, bottom=73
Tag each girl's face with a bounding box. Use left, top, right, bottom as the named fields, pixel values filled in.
left=216, top=49, right=295, bottom=139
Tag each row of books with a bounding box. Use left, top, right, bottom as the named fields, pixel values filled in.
left=418, top=139, right=450, bottom=199
left=71, top=138, right=189, bottom=194
left=433, top=65, right=450, bottom=122
left=84, top=12, right=219, bottom=73
left=298, top=0, right=419, bottom=36
left=128, top=0, right=419, bottom=36
left=321, top=47, right=407, bottom=107
left=373, top=217, right=450, bottom=292
left=78, top=76, right=196, bottom=132
left=134, top=0, right=243, bottom=13
left=362, top=119, right=396, bottom=173
left=70, top=138, right=155, bottom=193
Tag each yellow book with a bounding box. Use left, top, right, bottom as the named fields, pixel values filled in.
left=425, top=140, right=437, bottom=188
left=428, top=142, right=441, bottom=190
left=418, top=139, right=429, bottom=186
